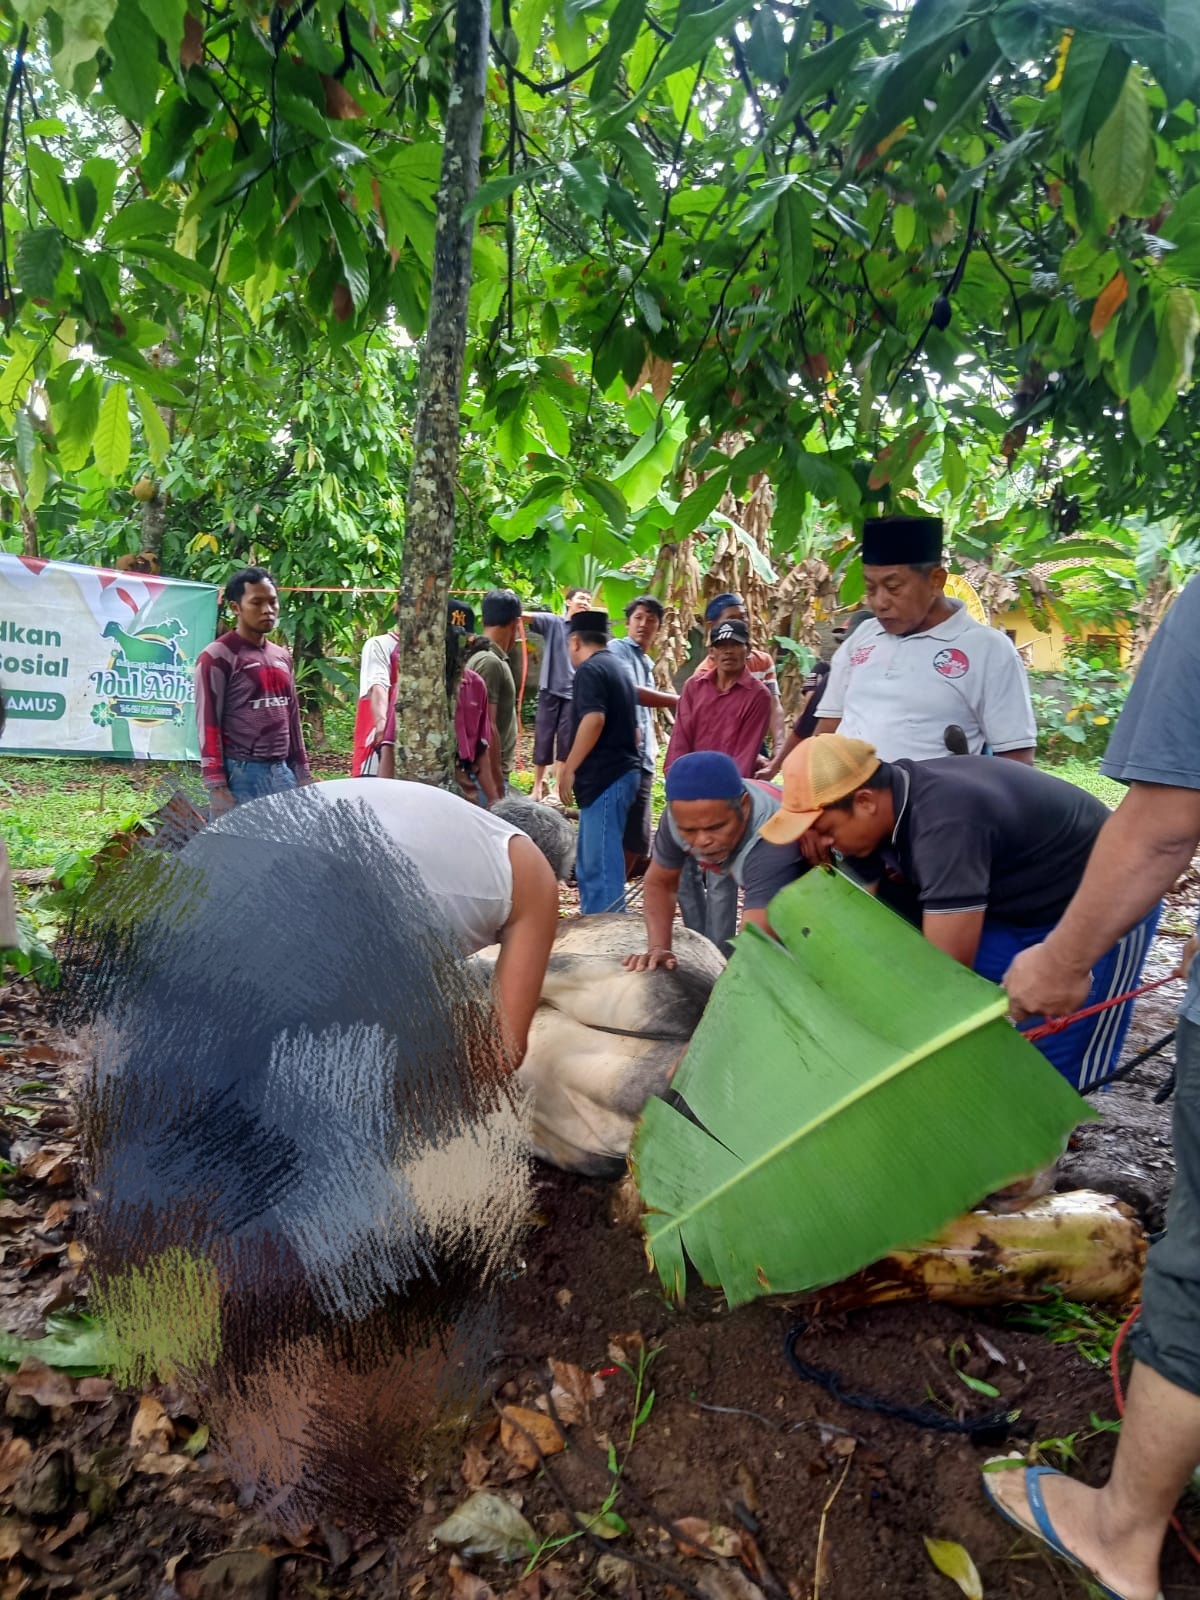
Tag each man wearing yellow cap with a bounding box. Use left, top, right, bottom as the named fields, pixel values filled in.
left=760, top=734, right=1159, bottom=1093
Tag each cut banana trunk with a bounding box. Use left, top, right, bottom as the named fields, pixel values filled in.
left=807, top=1190, right=1146, bottom=1311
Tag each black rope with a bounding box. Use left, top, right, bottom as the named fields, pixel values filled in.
left=784, top=1320, right=1022, bottom=1443
left=1081, top=1028, right=1176, bottom=1099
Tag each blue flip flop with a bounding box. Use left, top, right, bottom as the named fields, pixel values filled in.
left=981, top=1457, right=1163, bottom=1600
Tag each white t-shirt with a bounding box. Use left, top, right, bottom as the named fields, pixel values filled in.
left=819, top=601, right=1036, bottom=763
left=214, top=779, right=520, bottom=954
left=358, top=633, right=396, bottom=699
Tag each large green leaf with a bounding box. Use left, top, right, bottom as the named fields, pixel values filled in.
left=103, top=0, right=160, bottom=124
left=1058, top=36, right=1130, bottom=152
left=94, top=381, right=132, bottom=476
left=673, top=465, right=729, bottom=537
left=632, top=870, right=1093, bottom=1307
left=1085, top=68, right=1154, bottom=220
left=773, top=188, right=811, bottom=312
left=589, top=0, right=647, bottom=102
left=15, top=226, right=64, bottom=299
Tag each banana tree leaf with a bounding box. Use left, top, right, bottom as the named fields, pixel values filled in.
left=631, top=869, right=1095, bottom=1307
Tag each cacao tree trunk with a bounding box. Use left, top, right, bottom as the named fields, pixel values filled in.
left=140, top=347, right=177, bottom=557
left=391, top=0, right=488, bottom=787
left=19, top=495, right=37, bottom=556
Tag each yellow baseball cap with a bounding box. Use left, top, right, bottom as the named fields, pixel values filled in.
left=758, top=734, right=882, bottom=845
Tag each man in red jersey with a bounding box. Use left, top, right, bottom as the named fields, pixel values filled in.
left=194, top=568, right=312, bottom=813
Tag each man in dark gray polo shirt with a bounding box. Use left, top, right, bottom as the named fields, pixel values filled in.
left=624, top=751, right=807, bottom=970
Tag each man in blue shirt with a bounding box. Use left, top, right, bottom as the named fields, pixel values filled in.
left=608, top=595, right=680, bottom=879
left=524, top=588, right=591, bottom=803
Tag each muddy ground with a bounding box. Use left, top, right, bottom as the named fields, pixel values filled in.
left=2, top=878, right=1199, bottom=1600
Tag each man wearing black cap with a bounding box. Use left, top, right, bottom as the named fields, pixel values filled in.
left=466, top=590, right=522, bottom=794
left=817, top=515, right=1035, bottom=765
left=665, top=617, right=774, bottom=953
left=559, top=609, right=642, bottom=914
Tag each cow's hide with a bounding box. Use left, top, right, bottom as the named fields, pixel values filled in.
left=473, top=914, right=724, bottom=1176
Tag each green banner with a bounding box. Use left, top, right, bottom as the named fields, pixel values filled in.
left=0, top=554, right=218, bottom=760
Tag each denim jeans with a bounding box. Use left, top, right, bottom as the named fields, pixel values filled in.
left=226, top=760, right=299, bottom=806
left=575, top=768, right=640, bottom=915
left=677, top=857, right=740, bottom=958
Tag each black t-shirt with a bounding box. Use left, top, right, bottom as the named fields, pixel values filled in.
left=844, top=756, right=1110, bottom=927
left=572, top=648, right=641, bottom=808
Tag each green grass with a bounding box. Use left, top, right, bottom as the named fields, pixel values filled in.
left=1038, top=756, right=1125, bottom=808
left=0, top=757, right=170, bottom=869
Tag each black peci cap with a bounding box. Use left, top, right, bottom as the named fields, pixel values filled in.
left=861, top=514, right=944, bottom=568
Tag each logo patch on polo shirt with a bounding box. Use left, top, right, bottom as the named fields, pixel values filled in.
left=850, top=644, right=875, bottom=666
left=933, top=647, right=969, bottom=679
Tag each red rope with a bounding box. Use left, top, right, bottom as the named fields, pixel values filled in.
left=1110, top=1308, right=1200, bottom=1567
left=1022, top=974, right=1178, bottom=1043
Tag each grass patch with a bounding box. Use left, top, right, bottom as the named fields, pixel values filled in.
left=0, top=757, right=168, bottom=869
left=1039, top=756, right=1125, bottom=808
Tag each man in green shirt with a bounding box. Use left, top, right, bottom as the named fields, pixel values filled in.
left=467, top=590, right=521, bottom=797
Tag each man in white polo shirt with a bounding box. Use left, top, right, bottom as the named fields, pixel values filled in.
left=817, top=514, right=1036, bottom=765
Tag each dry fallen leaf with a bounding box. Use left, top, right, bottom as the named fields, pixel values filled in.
left=607, top=1332, right=645, bottom=1367
left=40, top=1509, right=88, bottom=1553
left=19, top=1145, right=73, bottom=1186
left=460, top=1439, right=491, bottom=1490
left=447, top=1556, right=497, bottom=1600
left=77, top=1378, right=113, bottom=1404
left=499, top=1406, right=565, bottom=1473
left=38, top=1200, right=74, bottom=1232
left=553, top=1288, right=573, bottom=1310
left=432, top=1493, right=536, bottom=1561
left=135, top=1452, right=193, bottom=1477
left=130, top=1394, right=173, bottom=1455
left=924, top=1537, right=983, bottom=1600
left=0, top=1517, right=28, bottom=1559
left=11, top=1362, right=75, bottom=1409
left=542, top=1359, right=603, bottom=1426
left=696, top=1568, right=762, bottom=1600
left=670, top=1518, right=743, bottom=1560
left=0, top=1434, right=33, bottom=1495
left=0, top=1200, right=34, bottom=1232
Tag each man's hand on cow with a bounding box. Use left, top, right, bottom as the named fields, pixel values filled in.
left=623, top=946, right=678, bottom=972
left=1003, top=940, right=1092, bottom=1023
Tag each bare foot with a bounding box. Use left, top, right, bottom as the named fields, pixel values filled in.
left=985, top=1459, right=1162, bottom=1600
left=531, top=786, right=544, bottom=803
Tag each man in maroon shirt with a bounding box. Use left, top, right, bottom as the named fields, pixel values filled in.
left=194, top=568, right=313, bottom=813
left=664, top=618, right=772, bottom=955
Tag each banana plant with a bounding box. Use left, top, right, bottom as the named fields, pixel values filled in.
left=632, top=869, right=1093, bottom=1308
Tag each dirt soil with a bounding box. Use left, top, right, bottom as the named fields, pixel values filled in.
left=2, top=877, right=1200, bottom=1600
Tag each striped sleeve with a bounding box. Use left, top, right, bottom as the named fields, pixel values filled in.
left=194, top=647, right=229, bottom=788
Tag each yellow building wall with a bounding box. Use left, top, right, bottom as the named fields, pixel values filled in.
left=990, top=604, right=1130, bottom=671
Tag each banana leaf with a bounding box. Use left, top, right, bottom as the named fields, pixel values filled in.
left=631, top=868, right=1096, bottom=1307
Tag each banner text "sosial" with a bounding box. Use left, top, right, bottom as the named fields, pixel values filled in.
left=0, top=620, right=68, bottom=676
